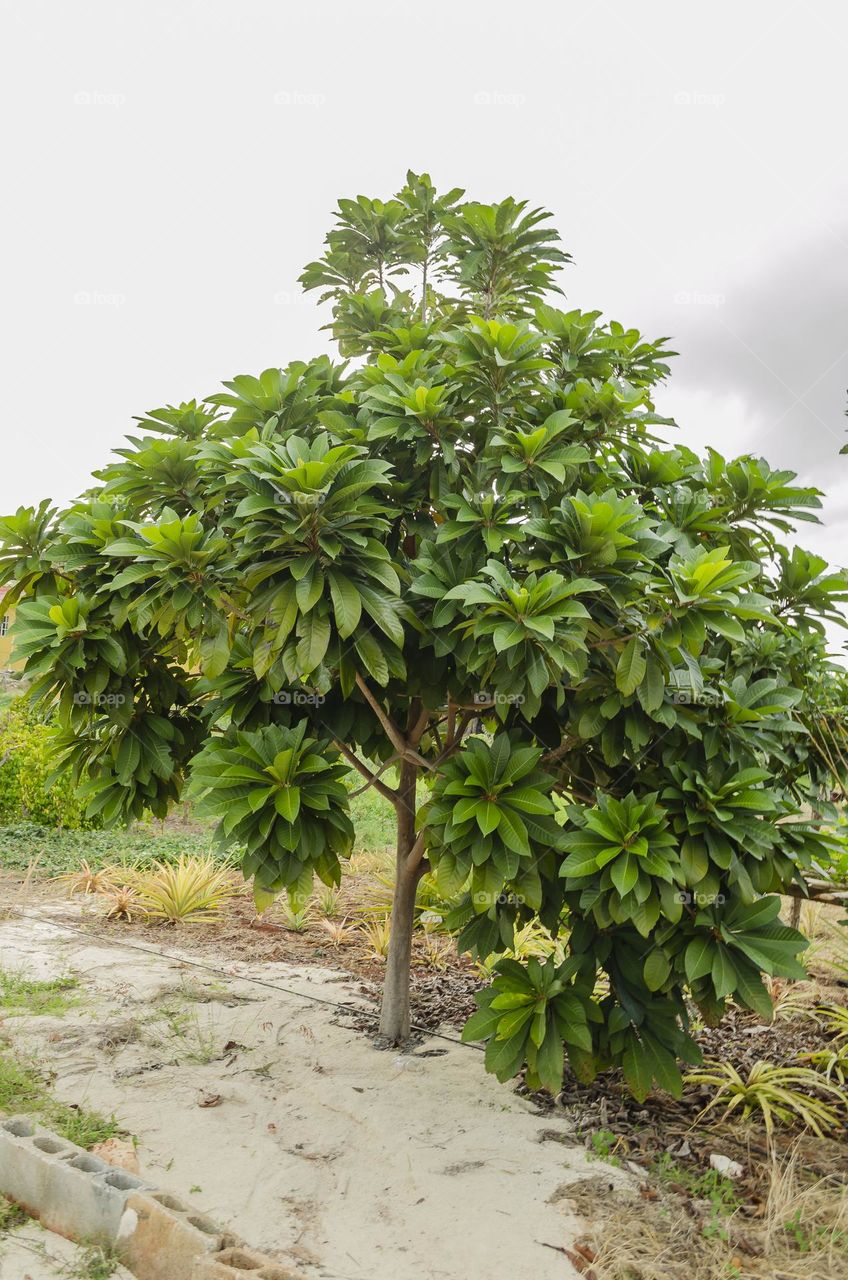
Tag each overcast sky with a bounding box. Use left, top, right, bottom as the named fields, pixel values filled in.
left=2, top=0, right=847, bottom=588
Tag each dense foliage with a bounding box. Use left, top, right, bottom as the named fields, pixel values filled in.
left=0, top=702, right=96, bottom=829
left=2, top=172, right=847, bottom=1097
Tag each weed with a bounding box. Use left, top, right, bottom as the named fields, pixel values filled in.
left=0, top=1194, right=28, bottom=1231
left=651, top=1155, right=741, bottom=1240
left=156, top=1004, right=222, bottom=1064
left=0, top=970, right=78, bottom=1017
left=0, top=1048, right=118, bottom=1147
left=61, top=1242, right=121, bottom=1279
left=587, top=1128, right=623, bottom=1166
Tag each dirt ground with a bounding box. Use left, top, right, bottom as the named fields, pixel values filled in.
left=0, top=901, right=600, bottom=1280
left=0, top=1222, right=133, bottom=1280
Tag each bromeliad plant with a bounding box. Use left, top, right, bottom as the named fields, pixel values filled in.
left=3, top=172, right=848, bottom=1102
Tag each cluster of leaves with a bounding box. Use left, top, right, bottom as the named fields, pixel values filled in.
left=2, top=171, right=847, bottom=1101
left=187, top=722, right=353, bottom=904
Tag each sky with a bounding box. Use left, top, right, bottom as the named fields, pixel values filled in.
left=2, top=0, right=847, bottom=581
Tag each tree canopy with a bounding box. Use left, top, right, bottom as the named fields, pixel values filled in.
left=2, top=171, right=847, bottom=1099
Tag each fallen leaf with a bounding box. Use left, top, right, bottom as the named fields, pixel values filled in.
left=198, top=1092, right=222, bottom=1108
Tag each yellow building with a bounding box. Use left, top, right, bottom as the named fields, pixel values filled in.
left=0, top=586, right=21, bottom=670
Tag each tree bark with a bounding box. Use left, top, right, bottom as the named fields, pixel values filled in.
left=378, top=757, right=419, bottom=1041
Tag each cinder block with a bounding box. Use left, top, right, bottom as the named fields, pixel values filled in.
left=118, top=1190, right=227, bottom=1280
left=0, top=1116, right=304, bottom=1279
left=0, top=1115, right=148, bottom=1244
left=192, top=1246, right=303, bottom=1278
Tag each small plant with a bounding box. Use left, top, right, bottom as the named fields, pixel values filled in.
left=763, top=977, right=818, bottom=1024
left=55, top=859, right=117, bottom=897
left=62, top=1241, right=121, bottom=1279
left=816, top=1002, right=848, bottom=1041
left=419, top=934, right=453, bottom=971
left=587, top=1128, right=623, bottom=1166
left=313, top=885, right=342, bottom=918
left=318, top=917, right=356, bottom=948
left=0, top=1193, right=28, bottom=1230
left=803, top=1042, right=848, bottom=1084
left=651, top=1154, right=741, bottom=1240
left=277, top=899, right=312, bottom=932
left=132, top=855, right=237, bottom=924
left=361, top=916, right=391, bottom=960
left=685, top=1060, right=846, bottom=1137
left=101, top=884, right=146, bottom=922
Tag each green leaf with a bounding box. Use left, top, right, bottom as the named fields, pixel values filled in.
left=616, top=636, right=647, bottom=696
left=643, top=950, right=671, bottom=992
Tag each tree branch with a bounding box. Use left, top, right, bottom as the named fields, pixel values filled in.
left=355, top=674, right=436, bottom=772
left=334, top=740, right=399, bottom=808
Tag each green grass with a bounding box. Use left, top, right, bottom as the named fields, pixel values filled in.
left=651, top=1153, right=741, bottom=1239
left=0, top=1194, right=29, bottom=1230
left=0, top=822, right=219, bottom=877
left=0, top=766, right=401, bottom=882
left=347, top=781, right=397, bottom=850
left=0, top=971, right=78, bottom=1017
left=0, top=1046, right=119, bottom=1148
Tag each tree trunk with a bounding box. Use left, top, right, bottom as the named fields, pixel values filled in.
left=379, top=758, right=419, bottom=1041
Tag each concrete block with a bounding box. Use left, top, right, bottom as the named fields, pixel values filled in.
left=0, top=1116, right=304, bottom=1279
left=0, top=1114, right=148, bottom=1245
left=192, top=1247, right=302, bottom=1278
left=117, top=1190, right=228, bottom=1280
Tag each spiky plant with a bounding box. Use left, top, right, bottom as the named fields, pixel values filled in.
left=101, top=884, right=146, bottom=922
left=684, top=1060, right=846, bottom=1137
left=318, top=916, right=357, bottom=948
left=55, top=859, right=117, bottom=897
left=361, top=916, right=391, bottom=961
left=133, top=855, right=237, bottom=924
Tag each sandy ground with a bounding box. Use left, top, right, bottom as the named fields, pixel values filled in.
left=0, top=905, right=602, bottom=1279
left=0, top=1222, right=133, bottom=1280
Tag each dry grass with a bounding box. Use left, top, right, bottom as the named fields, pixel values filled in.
left=579, top=1147, right=848, bottom=1279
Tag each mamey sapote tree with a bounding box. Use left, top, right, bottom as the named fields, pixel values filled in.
left=3, top=173, right=847, bottom=1098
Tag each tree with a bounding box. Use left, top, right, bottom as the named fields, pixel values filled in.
left=2, top=172, right=847, bottom=1099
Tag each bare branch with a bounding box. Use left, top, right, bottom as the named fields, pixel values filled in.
left=355, top=674, right=437, bottom=772
left=333, top=739, right=399, bottom=809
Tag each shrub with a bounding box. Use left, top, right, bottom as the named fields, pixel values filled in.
left=0, top=702, right=96, bottom=829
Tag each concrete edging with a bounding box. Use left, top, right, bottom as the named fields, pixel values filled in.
left=0, top=1115, right=302, bottom=1279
